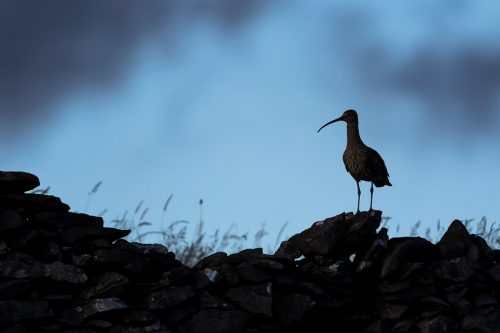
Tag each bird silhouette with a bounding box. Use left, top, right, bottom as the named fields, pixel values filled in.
left=318, top=109, right=391, bottom=213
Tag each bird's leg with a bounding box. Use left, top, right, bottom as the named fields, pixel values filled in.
left=369, top=182, right=374, bottom=211
left=356, top=181, right=361, bottom=214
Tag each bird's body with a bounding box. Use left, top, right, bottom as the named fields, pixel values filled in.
left=318, top=109, right=391, bottom=213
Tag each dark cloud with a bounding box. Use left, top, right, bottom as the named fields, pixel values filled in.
left=323, top=6, right=500, bottom=137
left=393, top=46, right=500, bottom=133
left=0, top=0, right=273, bottom=134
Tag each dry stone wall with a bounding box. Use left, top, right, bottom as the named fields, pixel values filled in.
left=0, top=171, right=499, bottom=333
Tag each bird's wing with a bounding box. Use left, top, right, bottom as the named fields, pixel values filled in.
left=366, top=147, right=389, bottom=179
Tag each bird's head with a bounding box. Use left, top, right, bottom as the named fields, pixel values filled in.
left=317, top=109, right=358, bottom=133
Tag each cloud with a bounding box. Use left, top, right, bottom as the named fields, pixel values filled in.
left=0, top=0, right=274, bottom=134
left=322, top=4, right=500, bottom=137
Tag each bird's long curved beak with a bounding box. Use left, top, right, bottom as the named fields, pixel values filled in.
left=317, top=116, right=344, bottom=133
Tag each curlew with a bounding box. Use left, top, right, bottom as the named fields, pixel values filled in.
left=317, top=109, right=391, bottom=213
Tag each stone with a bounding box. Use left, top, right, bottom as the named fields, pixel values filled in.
left=60, top=225, right=130, bottom=244
left=418, top=296, right=450, bottom=313
left=88, top=320, right=113, bottom=329
left=42, top=261, right=88, bottom=284
left=39, top=241, right=62, bottom=262
left=4, top=228, right=38, bottom=250
left=355, top=228, right=388, bottom=273
left=377, top=303, right=408, bottom=320
left=198, top=291, right=231, bottom=309
left=380, top=237, right=436, bottom=280
left=274, top=241, right=302, bottom=260
left=144, top=286, right=195, bottom=310
left=31, top=212, right=104, bottom=230
left=122, top=310, right=157, bottom=325
left=109, top=322, right=163, bottom=333
left=384, top=285, right=438, bottom=302
left=193, top=268, right=223, bottom=289
left=287, top=212, right=349, bottom=257
left=0, top=193, right=70, bottom=213
left=337, top=210, right=383, bottom=257
left=224, top=284, right=273, bottom=317
left=253, top=258, right=285, bottom=271
left=0, top=210, right=25, bottom=233
left=434, top=257, right=478, bottom=282
left=391, top=319, right=416, bottom=333
left=274, top=293, right=315, bottom=325
left=0, top=301, right=50, bottom=325
left=378, top=281, right=410, bottom=294
left=179, top=309, right=248, bottom=333
left=461, top=307, right=500, bottom=333
left=236, top=262, right=270, bottom=283
left=193, top=252, right=239, bottom=286
left=0, top=172, right=40, bottom=193
left=437, top=220, right=475, bottom=259
left=227, top=248, right=263, bottom=263
left=473, top=294, right=498, bottom=307
left=0, top=280, right=33, bottom=300
left=93, top=248, right=151, bottom=277
left=80, top=272, right=129, bottom=299
left=486, top=262, right=500, bottom=282
left=418, top=315, right=458, bottom=333
left=61, top=298, right=127, bottom=324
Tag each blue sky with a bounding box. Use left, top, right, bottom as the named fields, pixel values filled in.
left=1, top=1, right=499, bottom=245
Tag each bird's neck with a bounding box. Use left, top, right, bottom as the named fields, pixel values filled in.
left=347, top=122, right=363, bottom=145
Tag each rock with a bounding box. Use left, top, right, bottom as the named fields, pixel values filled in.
left=0, top=300, right=50, bottom=325
left=253, top=257, right=285, bottom=271
left=378, top=281, right=410, bottom=294
left=384, top=285, right=438, bottom=302
left=391, top=319, right=416, bottom=333
left=179, top=309, right=249, bottom=333
left=0, top=172, right=40, bottom=193
left=236, top=262, right=270, bottom=283
left=62, top=298, right=128, bottom=324
left=144, top=286, right=195, bottom=310
left=80, top=272, right=129, bottom=299
left=94, top=248, right=151, bottom=277
left=418, top=296, right=450, bottom=313
left=193, top=268, right=223, bottom=289
left=274, top=241, right=302, bottom=260
left=486, top=262, right=500, bottom=282
left=437, top=220, right=477, bottom=260
left=224, top=284, right=273, bottom=317
left=377, top=303, right=408, bottom=320
left=274, top=293, right=315, bottom=325
left=473, top=294, right=498, bottom=307
left=434, top=257, right=479, bottom=282
left=418, top=315, right=458, bottom=333
left=227, top=248, right=263, bottom=263
left=198, top=291, right=232, bottom=309
left=338, top=210, right=383, bottom=257
left=380, top=237, right=436, bottom=280
left=355, top=228, right=388, bottom=273
left=0, top=193, right=70, bottom=213
left=0, top=210, right=25, bottom=233
left=31, top=212, right=104, bottom=230
left=39, top=240, right=62, bottom=262
left=109, top=322, right=163, bottom=333
left=287, top=212, right=349, bottom=257
left=42, top=261, right=88, bottom=284
left=0, top=280, right=33, bottom=300
left=193, top=252, right=239, bottom=286
left=88, top=320, right=113, bottom=329
left=61, top=225, right=130, bottom=244
left=122, top=310, right=157, bottom=325
left=461, top=306, right=500, bottom=333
